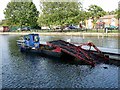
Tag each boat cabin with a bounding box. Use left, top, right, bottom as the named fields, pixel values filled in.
left=24, top=34, right=40, bottom=48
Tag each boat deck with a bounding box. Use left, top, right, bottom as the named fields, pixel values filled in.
left=48, top=40, right=109, bottom=66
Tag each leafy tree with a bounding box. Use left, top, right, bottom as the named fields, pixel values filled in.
left=0, top=21, right=2, bottom=26
left=78, top=10, right=91, bottom=25
left=38, top=2, right=82, bottom=31
left=114, top=9, right=120, bottom=19
left=0, top=20, right=8, bottom=26
left=4, top=1, right=39, bottom=29
left=107, top=10, right=116, bottom=15
left=117, top=9, right=120, bottom=19
left=88, top=5, right=106, bottom=28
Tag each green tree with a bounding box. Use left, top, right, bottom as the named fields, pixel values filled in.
left=38, top=2, right=82, bottom=31
left=114, top=9, right=120, bottom=19
left=88, top=5, right=106, bottom=29
left=117, top=9, right=120, bottom=19
left=0, top=20, right=8, bottom=26
left=4, top=0, right=39, bottom=29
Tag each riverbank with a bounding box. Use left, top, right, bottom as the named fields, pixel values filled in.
left=0, top=32, right=120, bottom=37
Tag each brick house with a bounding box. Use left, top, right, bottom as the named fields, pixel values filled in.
left=86, top=15, right=118, bottom=29
left=98, top=15, right=118, bottom=27
left=3, top=26, right=9, bottom=32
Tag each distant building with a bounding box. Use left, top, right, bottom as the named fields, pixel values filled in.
left=98, top=15, right=118, bottom=27
left=3, top=26, right=9, bottom=32
left=86, top=15, right=118, bottom=29
left=85, top=19, right=93, bottom=29
left=0, top=26, right=9, bottom=32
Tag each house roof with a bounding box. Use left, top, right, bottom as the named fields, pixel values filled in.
left=100, top=15, right=116, bottom=19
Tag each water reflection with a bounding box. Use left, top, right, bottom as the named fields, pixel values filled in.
left=1, top=35, right=119, bottom=88
left=40, top=35, right=119, bottom=49
left=67, top=36, right=119, bottom=49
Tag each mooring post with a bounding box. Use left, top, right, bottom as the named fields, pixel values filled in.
left=83, top=33, right=85, bottom=39
left=98, top=34, right=100, bottom=39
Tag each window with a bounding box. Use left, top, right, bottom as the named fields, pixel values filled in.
left=34, top=35, right=39, bottom=42
left=111, top=18, right=115, bottom=22
left=24, top=35, right=30, bottom=41
left=104, top=19, right=108, bottom=23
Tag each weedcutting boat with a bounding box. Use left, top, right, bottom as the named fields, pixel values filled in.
left=17, top=34, right=112, bottom=67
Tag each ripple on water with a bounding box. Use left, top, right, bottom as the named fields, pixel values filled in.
left=1, top=35, right=119, bottom=88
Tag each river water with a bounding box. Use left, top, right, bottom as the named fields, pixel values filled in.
left=0, top=34, right=120, bottom=88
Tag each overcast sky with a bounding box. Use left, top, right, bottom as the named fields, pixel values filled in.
left=0, top=0, right=119, bottom=20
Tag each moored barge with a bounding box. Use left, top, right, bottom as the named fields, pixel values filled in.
left=17, top=34, right=119, bottom=67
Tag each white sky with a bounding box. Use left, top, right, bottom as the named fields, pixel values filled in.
left=0, top=0, right=119, bottom=20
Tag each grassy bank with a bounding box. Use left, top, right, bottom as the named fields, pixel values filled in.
left=0, top=31, right=120, bottom=37
left=10, top=28, right=119, bottom=33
